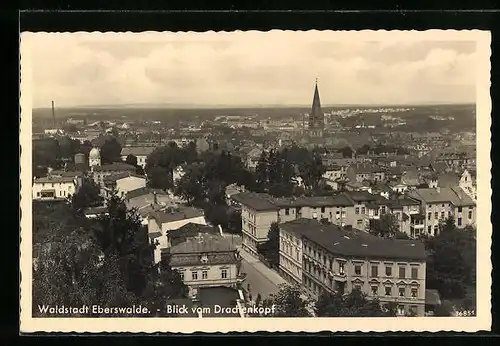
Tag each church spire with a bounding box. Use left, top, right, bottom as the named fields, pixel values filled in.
left=312, top=78, right=321, bottom=111
left=309, top=79, right=323, bottom=131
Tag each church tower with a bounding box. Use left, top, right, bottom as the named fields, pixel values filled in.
left=308, top=79, right=324, bottom=137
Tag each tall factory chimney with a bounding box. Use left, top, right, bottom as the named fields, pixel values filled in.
left=51, top=100, right=56, bottom=128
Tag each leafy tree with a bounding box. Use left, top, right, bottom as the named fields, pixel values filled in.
left=173, top=164, right=206, bottom=205
left=357, top=144, right=371, bottom=155
left=425, top=220, right=476, bottom=301
left=368, top=213, right=399, bottom=238
left=256, top=222, right=280, bottom=269
left=299, top=152, right=325, bottom=190
left=125, top=154, right=138, bottom=167
left=339, top=146, right=354, bottom=158
left=80, top=140, right=94, bottom=159
left=100, top=137, right=122, bottom=164
left=227, top=210, right=243, bottom=234
left=58, top=136, right=81, bottom=159
left=71, top=177, right=103, bottom=210
left=32, top=203, right=135, bottom=317
left=147, top=166, right=173, bottom=191
left=145, top=144, right=185, bottom=189
left=261, top=284, right=312, bottom=317
left=204, top=204, right=229, bottom=229
left=255, top=151, right=269, bottom=185
left=315, top=290, right=395, bottom=317
left=33, top=138, right=62, bottom=171
left=434, top=300, right=455, bottom=316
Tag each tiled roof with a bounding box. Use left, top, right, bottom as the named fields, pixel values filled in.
left=280, top=218, right=426, bottom=261
left=408, top=187, right=475, bottom=206
left=352, top=163, right=384, bottom=174
left=168, top=223, right=219, bottom=246
left=343, top=191, right=378, bottom=203
left=103, top=172, right=143, bottom=182
left=170, top=233, right=236, bottom=255
left=92, top=162, right=136, bottom=172
left=437, top=173, right=460, bottom=188
left=120, top=146, right=155, bottom=157
left=34, top=176, right=76, bottom=184
left=231, top=192, right=278, bottom=211
left=150, top=207, right=205, bottom=224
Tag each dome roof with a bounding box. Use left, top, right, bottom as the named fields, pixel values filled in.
left=89, top=147, right=101, bottom=159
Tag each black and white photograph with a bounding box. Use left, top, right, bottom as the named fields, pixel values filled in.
left=20, top=30, right=491, bottom=333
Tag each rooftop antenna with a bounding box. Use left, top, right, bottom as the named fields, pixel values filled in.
left=51, top=100, right=56, bottom=128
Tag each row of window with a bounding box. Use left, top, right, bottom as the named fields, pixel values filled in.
left=281, top=257, right=301, bottom=278
left=36, top=190, right=71, bottom=197
left=304, top=256, right=419, bottom=280
left=281, top=240, right=301, bottom=261
left=179, top=269, right=228, bottom=281
left=365, top=285, right=419, bottom=298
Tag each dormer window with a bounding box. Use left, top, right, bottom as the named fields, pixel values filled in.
left=200, top=255, right=208, bottom=264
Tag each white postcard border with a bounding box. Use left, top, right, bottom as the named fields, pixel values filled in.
left=20, top=29, right=492, bottom=333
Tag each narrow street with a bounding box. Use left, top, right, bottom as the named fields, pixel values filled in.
left=237, top=245, right=287, bottom=300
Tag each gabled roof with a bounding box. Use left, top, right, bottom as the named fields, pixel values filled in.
left=93, top=162, right=136, bottom=172
left=120, top=146, right=156, bottom=157
left=437, top=173, right=460, bottom=188
left=408, top=187, right=475, bottom=206
left=170, top=233, right=236, bottom=254
left=34, top=176, right=76, bottom=184
left=150, top=206, right=205, bottom=224
left=231, top=192, right=278, bottom=211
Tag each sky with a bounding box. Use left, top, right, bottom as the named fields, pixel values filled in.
left=22, top=31, right=479, bottom=108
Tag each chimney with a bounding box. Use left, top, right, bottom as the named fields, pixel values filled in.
left=51, top=101, right=56, bottom=128
left=153, top=191, right=158, bottom=205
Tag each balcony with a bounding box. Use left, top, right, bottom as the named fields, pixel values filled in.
left=328, top=270, right=347, bottom=282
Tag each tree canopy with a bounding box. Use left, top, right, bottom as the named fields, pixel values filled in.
left=367, top=213, right=399, bottom=238
left=315, top=289, right=396, bottom=317
left=256, top=222, right=280, bottom=269
left=261, top=284, right=313, bottom=317
left=425, top=216, right=476, bottom=303
left=33, top=193, right=187, bottom=317
left=100, top=137, right=122, bottom=164
left=71, top=177, right=103, bottom=211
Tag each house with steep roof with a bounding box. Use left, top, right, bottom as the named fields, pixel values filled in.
left=245, top=148, right=263, bottom=172
left=408, top=187, right=476, bottom=236
left=92, top=162, right=136, bottom=187
left=32, top=176, right=80, bottom=201
left=166, top=233, right=243, bottom=289
left=120, top=146, right=155, bottom=168
left=101, top=173, right=146, bottom=199
left=346, top=163, right=385, bottom=183
left=148, top=206, right=208, bottom=262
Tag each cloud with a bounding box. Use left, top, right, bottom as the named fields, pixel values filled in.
left=23, top=32, right=478, bottom=107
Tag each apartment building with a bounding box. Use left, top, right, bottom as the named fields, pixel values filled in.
left=231, top=192, right=279, bottom=256
left=346, top=163, right=386, bottom=183
left=234, top=190, right=403, bottom=256
left=385, top=197, right=422, bottom=237
left=280, top=218, right=427, bottom=316
left=32, top=176, right=79, bottom=200
left=408, top=187, right=476, bottom=236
